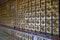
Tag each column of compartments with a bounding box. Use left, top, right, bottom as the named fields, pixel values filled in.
left=24, top=0, right=30, bottom=30
left=31, top=0, right=36, bottom=31
left=52, top=0, right=59, bottom=35
left=35, top=0, right=41, bottom=32
left=46, top=0, right=52, bottom=34
left=40, top=0, right=46, bottom=33
left=45, top=0, right=59, bottom=35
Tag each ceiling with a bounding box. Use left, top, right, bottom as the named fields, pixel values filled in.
left=0, top=0, right=9, bottom=5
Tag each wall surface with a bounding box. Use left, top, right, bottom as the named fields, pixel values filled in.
left=0, top=0, right=59, bottom=39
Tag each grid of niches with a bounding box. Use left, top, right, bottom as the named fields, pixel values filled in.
left=16, top=0, right=59, bottom=35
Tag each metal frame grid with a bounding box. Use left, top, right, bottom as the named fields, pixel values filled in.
left=17, top=0, right=59, bottom=36
left=0, top=0, right=60, bottom=40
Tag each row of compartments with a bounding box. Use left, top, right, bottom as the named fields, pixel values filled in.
left=14, top=18, right=59, bottom=27
left=24, top=19, right=59, bottom=26
left=17, top=0, right=58, bottom=9
left=14, top=19, right=59, bottom=27
left=14, top=23, right=59, bottom=35
left=15, top=12, right=59, bottom=19
left=18, top=0, right=58, bottom=6
left=18, top=5, right=59, bottom=13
